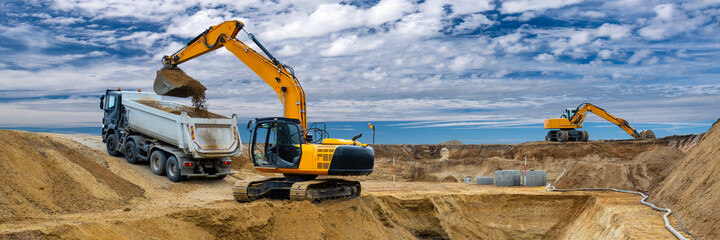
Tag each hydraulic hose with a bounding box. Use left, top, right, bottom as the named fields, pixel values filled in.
left=547, top=186, right=691, bottom=240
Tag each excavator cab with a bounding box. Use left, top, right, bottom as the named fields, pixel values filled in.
left=563, top=108, right=577, bottom=119
left=250, top=117, right=303, bottom=169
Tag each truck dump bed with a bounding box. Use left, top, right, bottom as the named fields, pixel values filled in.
left=121, top=92, right=241, bottom=159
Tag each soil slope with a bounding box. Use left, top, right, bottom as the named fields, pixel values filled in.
left=0, top=130, right=143, bottom=223
left=654, top=119, right=720, bottom=239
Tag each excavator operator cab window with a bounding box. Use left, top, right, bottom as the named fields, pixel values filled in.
left=251, top=121, right=302, bottom=168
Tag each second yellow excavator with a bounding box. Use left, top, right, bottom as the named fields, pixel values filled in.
left=154, top=20, right=374, bottom=202
left=544, top=103, right=655, bottom=142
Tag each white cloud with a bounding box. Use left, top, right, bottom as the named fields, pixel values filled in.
left=518, top=12, right=537, bottom=21
left=0, top=24, right=53, bottom=49
left=596, top=23, right=631, bottom=40
left=638, top=3, right=708, bottom=40
left=320, top=35, right=385, bottom=57
left=681, top=0, right=720, bottom=10
left=448, top=54, right=487, bottom=72
left=263, top=0, right=414, bottom=41
left=569, top=31, right=591, bottom=46
left=452, top=14, right=495, bottom=33
left=164, top=9, right=231, bottom=38
left=41, top=16, right=85, bottom=25
left=534, top=53, right=556, bottom=62
left=366, top=0, right=415, bottom=25
left=447, top=0, right=494, bottom=15
left=501, top=0, right=584, bottom=14
left=628, top=49, right=653, bottom=64
left=597, top=49, right=613, bottom=59
left=578, top=10, right=606, bottom=18
left=276, top=45, right=301, bottom=57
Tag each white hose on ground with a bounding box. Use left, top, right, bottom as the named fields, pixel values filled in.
left=546, top=186, right=689, bottom=240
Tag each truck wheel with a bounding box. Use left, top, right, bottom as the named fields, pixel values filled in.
left=106, top=134, right=122, bottom=156
left=150, top=150, right=167, bottom=175
left=166, top=156, right=183, bottom=182
left=125, top=140, right=140, bottom=164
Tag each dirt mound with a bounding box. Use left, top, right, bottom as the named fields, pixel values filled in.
left=654, top=118, right=720, bottom=239
left=0, top=130, right=143, bottom=222
left=440, top=139, right=463, bottom=145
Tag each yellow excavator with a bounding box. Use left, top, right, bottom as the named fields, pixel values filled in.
left=544, top=103, right=655, bottom=142
left=154, top=20, right=374, bottom=202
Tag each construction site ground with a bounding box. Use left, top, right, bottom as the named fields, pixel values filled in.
left=0, top=122, right=717, bottom=239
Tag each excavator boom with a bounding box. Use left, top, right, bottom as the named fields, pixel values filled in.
left=569, top=103, right=640, bottom=138
left=154, top=20, right=308, bottom=129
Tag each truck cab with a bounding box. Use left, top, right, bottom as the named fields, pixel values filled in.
left=99, top=89, right=123, bottom=156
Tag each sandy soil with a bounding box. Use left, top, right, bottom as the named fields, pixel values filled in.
left=0, top=130, right=707, bottom=239
left=654, top=119, right=720, bottom=239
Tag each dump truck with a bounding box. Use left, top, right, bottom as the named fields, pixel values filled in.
left=100, top=89, right=241, bottom=181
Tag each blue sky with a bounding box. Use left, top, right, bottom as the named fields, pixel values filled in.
left=1, top=0, right=719, bottom=144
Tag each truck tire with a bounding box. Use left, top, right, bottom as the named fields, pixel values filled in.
left=106, top=134, right=122, bottom=156
left=125, top=140, right=140, bottom=164
left=149, top=150, right=167, bottom=175
left=166, top=156, right=183, bottom=182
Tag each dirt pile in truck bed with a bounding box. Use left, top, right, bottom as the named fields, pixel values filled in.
left=654, top=118, right=720, bottom=239
left=0, top=130, right=143, bottom=223
left=135, top=99, right=226, bottom=118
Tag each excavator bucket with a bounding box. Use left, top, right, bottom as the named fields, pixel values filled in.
left=153, top=67, right=207, bottom=98
left=639, top=130, right=656, bottom=139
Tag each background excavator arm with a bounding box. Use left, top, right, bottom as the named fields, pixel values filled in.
left=160, top=20, right=308, bottom=129
left=570, top=103, right=640, bottom=139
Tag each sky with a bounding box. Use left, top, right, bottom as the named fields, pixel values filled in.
left=0, top=0, right=719, bottom=144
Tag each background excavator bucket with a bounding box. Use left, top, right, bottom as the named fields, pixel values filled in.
left=153, top=67, right=207, bottom=98
left=639, top=130, right=656, bottom=139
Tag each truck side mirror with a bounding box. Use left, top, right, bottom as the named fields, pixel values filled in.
left=99, top=95, right=105, bottom=110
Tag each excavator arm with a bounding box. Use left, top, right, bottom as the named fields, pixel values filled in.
left=570, top=103, right=640, bottom=139
left=156, top=20, right=308, bottom=129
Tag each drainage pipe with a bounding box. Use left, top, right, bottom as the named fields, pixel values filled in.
left=547, top=186, right=689, bottom=240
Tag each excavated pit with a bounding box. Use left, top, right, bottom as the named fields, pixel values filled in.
left=0, top=129, right=709, bottom=239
